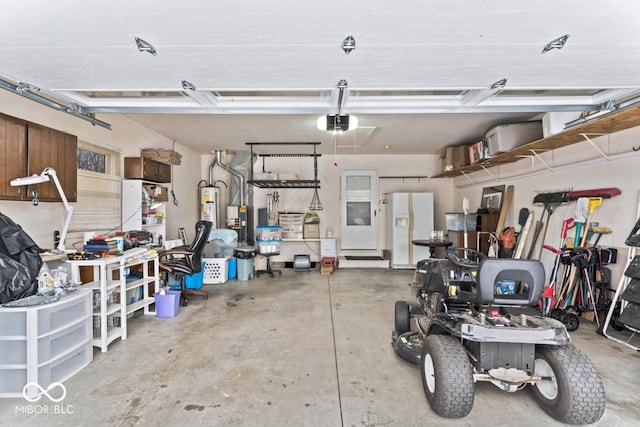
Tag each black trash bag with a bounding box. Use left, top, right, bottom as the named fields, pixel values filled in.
left=0, top=213, right=42, bottom=304
left=234, top=247, right=256, bottom=259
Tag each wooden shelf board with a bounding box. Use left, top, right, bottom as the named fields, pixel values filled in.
left=434, top=104, right=640, bottom=178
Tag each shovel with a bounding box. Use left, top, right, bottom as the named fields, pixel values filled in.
left=579, top=197, right=603, bottom=247
left=573, top=198, right=589, bottom=248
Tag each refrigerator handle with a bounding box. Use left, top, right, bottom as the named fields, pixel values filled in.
left=408, top=193, right=414, bottom=262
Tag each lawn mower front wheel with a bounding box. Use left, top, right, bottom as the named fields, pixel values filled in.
left=531, top=344, right=605, bottom=425
left=421, top=334, right=474, bottom=418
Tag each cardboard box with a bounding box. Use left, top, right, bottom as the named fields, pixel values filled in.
left=452, top=145, right=470, bottom=169
left=440, top=147, right=455, bottom=172
left=468, top=141, right=485, bottom=164
left=143, top=183, right=168, bottom=201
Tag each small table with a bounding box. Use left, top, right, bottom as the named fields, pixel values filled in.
left=412, top=239, right=453, bottom=259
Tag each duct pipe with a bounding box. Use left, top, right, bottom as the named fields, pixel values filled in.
left=210, top=150, right=245, bottom=206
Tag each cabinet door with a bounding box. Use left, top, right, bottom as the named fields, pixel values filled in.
left=340, top=170, right=378, bottom=250
left=124, top=157, right=170, bottom=182
left=157, top=162, right=171, bottom=183
left=142, top=158, right=159, bottom=181
left=27, top=124, right=78, bottom=202
left=0, top=114, right=28, bottom=200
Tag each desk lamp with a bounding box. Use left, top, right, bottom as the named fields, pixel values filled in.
left=10, top=167, right=74, bottom=253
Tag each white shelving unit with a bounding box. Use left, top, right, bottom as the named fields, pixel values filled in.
left=0, top=289, right=93, bottom=398
left=122, top=179, right=167, bottom=244
left=68, top=249, right=159, bottom=353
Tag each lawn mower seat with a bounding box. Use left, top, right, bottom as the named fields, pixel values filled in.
left=455, top=259, right=545, bottom=306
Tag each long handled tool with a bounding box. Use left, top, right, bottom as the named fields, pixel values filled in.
left=531, top=190, right=569, bottom=259
left=573, top=198, right=589, bottom=247
left=540, top=218, right=574, bottom=315
left=578, top=197, right=603, bottom=247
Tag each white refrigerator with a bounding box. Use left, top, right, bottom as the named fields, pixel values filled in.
left=385, top=192, right=434, bottom=268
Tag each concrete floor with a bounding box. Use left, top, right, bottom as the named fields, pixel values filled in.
left=1, top=267, right=639, bottom=426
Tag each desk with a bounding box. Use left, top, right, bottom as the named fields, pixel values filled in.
left=272, top=238, right=337, bottom=263
left=412, top=240, right=453, bottom=259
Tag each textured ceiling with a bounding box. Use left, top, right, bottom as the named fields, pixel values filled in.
left=1, top=0, right=640, bottom=155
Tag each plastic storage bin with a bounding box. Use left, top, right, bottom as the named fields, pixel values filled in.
left=445, top=213, right=477, bottom=231
left=485, top=121, right=543, bottom=156
left=279, top=213, right=304, bottom=239
left=154, top=290, right=181, bottom=318
left=184, top=268, right=204, bottom=290
left=256, top=225, right=282, bottom=240
left=256, top=239, right=282, bottom=255
left=228, top=258, right=237, bottom=279
left=202, top=258, right=228, bottom=284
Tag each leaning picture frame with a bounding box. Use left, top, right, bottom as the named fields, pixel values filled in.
left=481, top=185, right=505, bottom=213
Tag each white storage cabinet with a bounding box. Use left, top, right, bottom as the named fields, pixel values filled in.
left=68, top=249, right=159, bottom=353
left=0, top=290, right=93, bottom=398
left=122, top=179, right=167, bottom=244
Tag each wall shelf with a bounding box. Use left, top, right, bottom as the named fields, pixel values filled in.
left=247, top=142, right=321, bottom=189
left=434, top=104, right=640, bottom=178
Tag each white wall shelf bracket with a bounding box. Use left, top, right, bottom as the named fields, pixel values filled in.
left=480, top=166, right=498, bottom=181
left=529, top=149, right=554, bottom=171
left=580, top=133, right=610, bottom=160
left=460, top=170, right=476, bottom=185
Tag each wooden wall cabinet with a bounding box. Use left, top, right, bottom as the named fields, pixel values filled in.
left=0, top=114, right=28, bottom=200
left=124, top=157, right=171, bottom=183
left=27, top=123, right=78, bottom=202
left=0, top=113, right=77, bottom=202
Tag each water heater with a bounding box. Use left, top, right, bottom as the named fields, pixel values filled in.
left=200, top=186, right=219, bottom=227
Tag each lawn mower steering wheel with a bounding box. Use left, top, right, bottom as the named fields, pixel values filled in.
left=446, top=247, right=486, bottom=268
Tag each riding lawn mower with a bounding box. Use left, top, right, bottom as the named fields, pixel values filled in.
left=392, top=247, right=605, bottom=424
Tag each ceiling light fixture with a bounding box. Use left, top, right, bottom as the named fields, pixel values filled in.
left=135, top=36, right=157, bottom=55
left=542, top=34, right=570, bottom=53
left=317, top=114, right=359, bottom=133
left=342, top=35, right=356, bottom=54
left=0, top=78, right=111, bottom=129
left=317, top=79, right=358, bottom=133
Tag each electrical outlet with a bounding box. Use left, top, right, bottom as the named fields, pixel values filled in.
left=54, top=230, right=60, bottom=247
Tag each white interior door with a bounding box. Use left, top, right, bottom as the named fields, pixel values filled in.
left=340, top=170, right=378, bottom=249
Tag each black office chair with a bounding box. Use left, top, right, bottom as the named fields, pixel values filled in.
left=158, top=221, right=213, bottom=306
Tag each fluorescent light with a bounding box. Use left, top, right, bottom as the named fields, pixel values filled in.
left=10, top=173, right=50, bottom=186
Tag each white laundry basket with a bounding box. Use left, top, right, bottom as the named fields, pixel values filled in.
left=202, top=258, right=228, bottom=284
